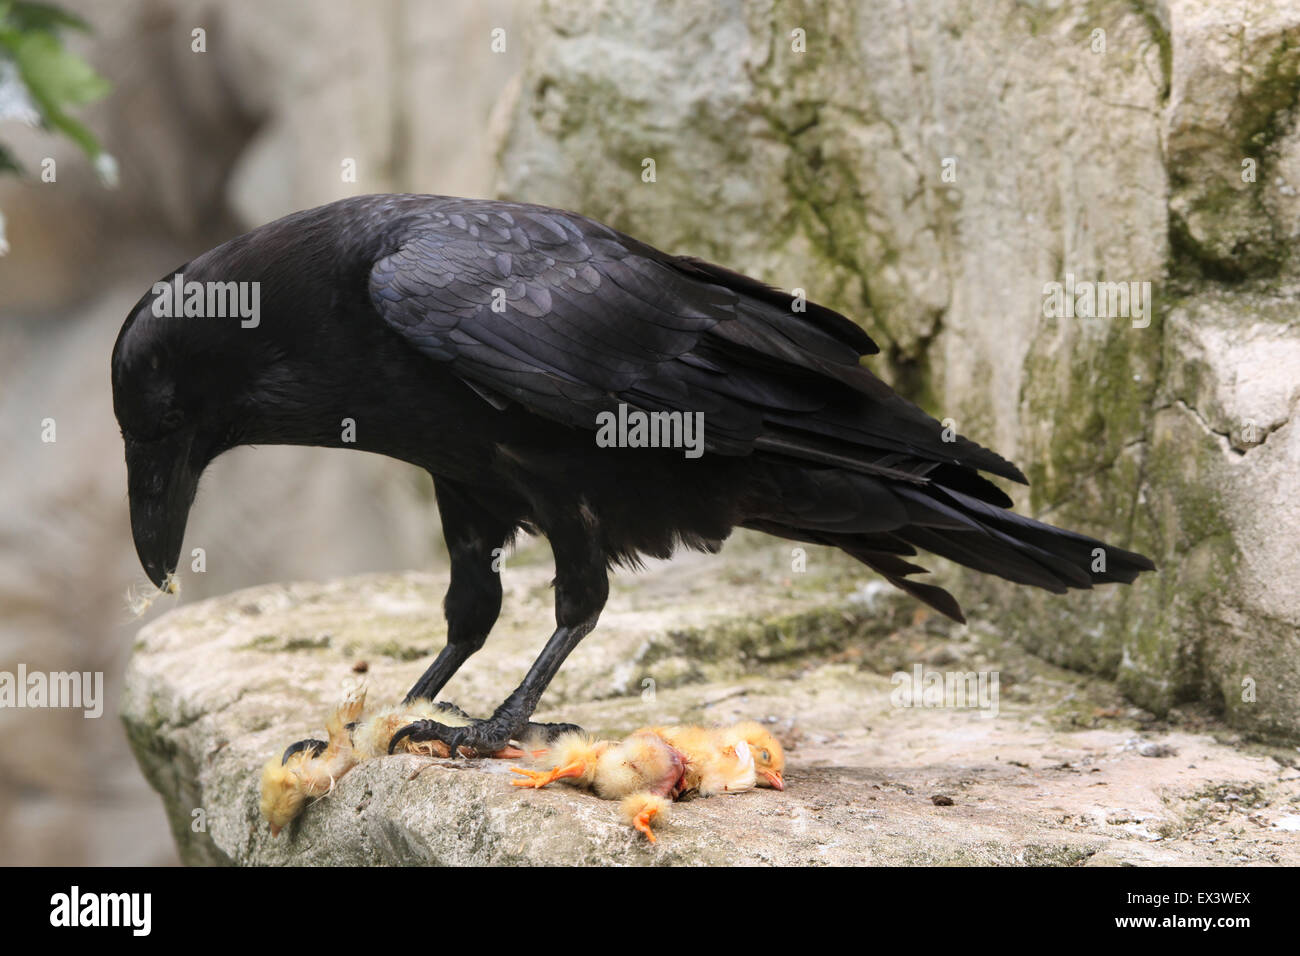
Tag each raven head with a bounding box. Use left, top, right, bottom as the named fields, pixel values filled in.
left=111, top=268, right=263, bottom=589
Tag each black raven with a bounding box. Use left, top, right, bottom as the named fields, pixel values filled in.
left=112, top=194, right=1154, bottom=755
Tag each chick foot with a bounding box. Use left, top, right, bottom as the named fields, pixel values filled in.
left=632, top=808, right=659, bottom=844
left=509, top=760, right=587, bottom=789
left=622, top=794, right=669, bottom=844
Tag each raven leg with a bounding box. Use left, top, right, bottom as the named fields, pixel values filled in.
left=403, top=478, right=515, bottom=704
left=390, top=518, right=607, bottom=755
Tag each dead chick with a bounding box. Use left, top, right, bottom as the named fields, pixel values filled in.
left=511, top=730, right=685, bottom=842
left=260, top=689, right=367, bottom=837
left=636, top=724, right=757, bottom=797
left=259, top=695, right=532, bottom=836
left=511, top=721, right=780, bottom=842
left=718, top=721, right=786, bottom=791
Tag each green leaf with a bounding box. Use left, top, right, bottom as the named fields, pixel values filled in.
left=11, top=30, right=107, bottom=106
left=0, top=2, right=91, bottom=34
left=5, top=28, right=109, bottom=157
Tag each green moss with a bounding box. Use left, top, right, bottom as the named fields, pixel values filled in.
left=1127, top=0, right=1171, bottom=101
left=237, top=632, right=330, bottom=653
left=1167, top=27, right=1300, bottom=279
left=284, top=635, right=330, bottom=651
left=1019, top=843, right=1096, bottom=867
left=625, top=590, right=939, bottom=692
left=1192, top=781, right=1268, bottom=809
left=971, top=299, right=1164, bottom=686
left=1022, top=309, right=1161, bottom=514
left=369, top=639, right=433, bottom=662
left=1047, top=679, right=1136, bottom=732
left=1112, top=401, right=1241, bottom=716
left=640, top=605, right=856, bottom=672
left=1237, top=35, right=1300, bottom=159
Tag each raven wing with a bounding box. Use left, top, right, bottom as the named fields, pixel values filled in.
left=367, top=197, right=1024, bottom=487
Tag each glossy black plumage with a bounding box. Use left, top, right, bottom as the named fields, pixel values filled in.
left=112, top=194, right=1154, bottom=753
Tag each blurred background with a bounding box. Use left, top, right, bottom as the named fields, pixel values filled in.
left=0, top=0, right=521, bottom=865
left=3, top=0, right=1298, bottom=865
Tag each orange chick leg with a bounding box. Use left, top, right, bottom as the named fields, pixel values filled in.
left=491, top=745, right=549, bottom=760
left=509, top=760, right=586, bottom=789
left=631, top=806, right=659, bottom=844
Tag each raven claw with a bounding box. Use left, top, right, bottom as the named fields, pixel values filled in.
left=281, top=738, right=328, bottom=765
left=388, top=717, right=514, bottom=757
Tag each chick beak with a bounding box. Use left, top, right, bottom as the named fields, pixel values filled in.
left=269, top=824, right=282, bottom=838
left=762, top=770, right=785, bottom=791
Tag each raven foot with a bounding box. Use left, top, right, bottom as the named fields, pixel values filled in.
left=388, top=715, right=516, bottom=757
left=388, top=714, right=585, bottom=757
left=281, top=738, right=327, bottom=765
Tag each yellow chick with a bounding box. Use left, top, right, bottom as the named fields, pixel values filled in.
left=260, top=689, right=367, bottom=837
left=720, top=721, right=786, bottom=791
left=512, top=721, right=784, bottom=842
left=637, top=724, right=757, bottom=796
left=512, top=730, right=685, bottom=842
left=511, top=730, right=684, bottom=799
left=259, top=695, right=532, bottom=836
left=630, top=720, right=787, bottom=837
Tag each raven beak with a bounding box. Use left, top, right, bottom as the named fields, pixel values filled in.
left=124, top=431, right=202, bottom=589
left=762, top=769, right=785, bottom=790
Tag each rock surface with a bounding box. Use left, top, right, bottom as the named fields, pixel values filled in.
left=497, top=0, right=1300, bottom=740
left=122, top=539, right=1300, bottom=866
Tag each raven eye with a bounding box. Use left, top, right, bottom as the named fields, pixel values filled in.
left=161, top=409, right=184, bottom=429
left=149, top=354, right=160, bottom=371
